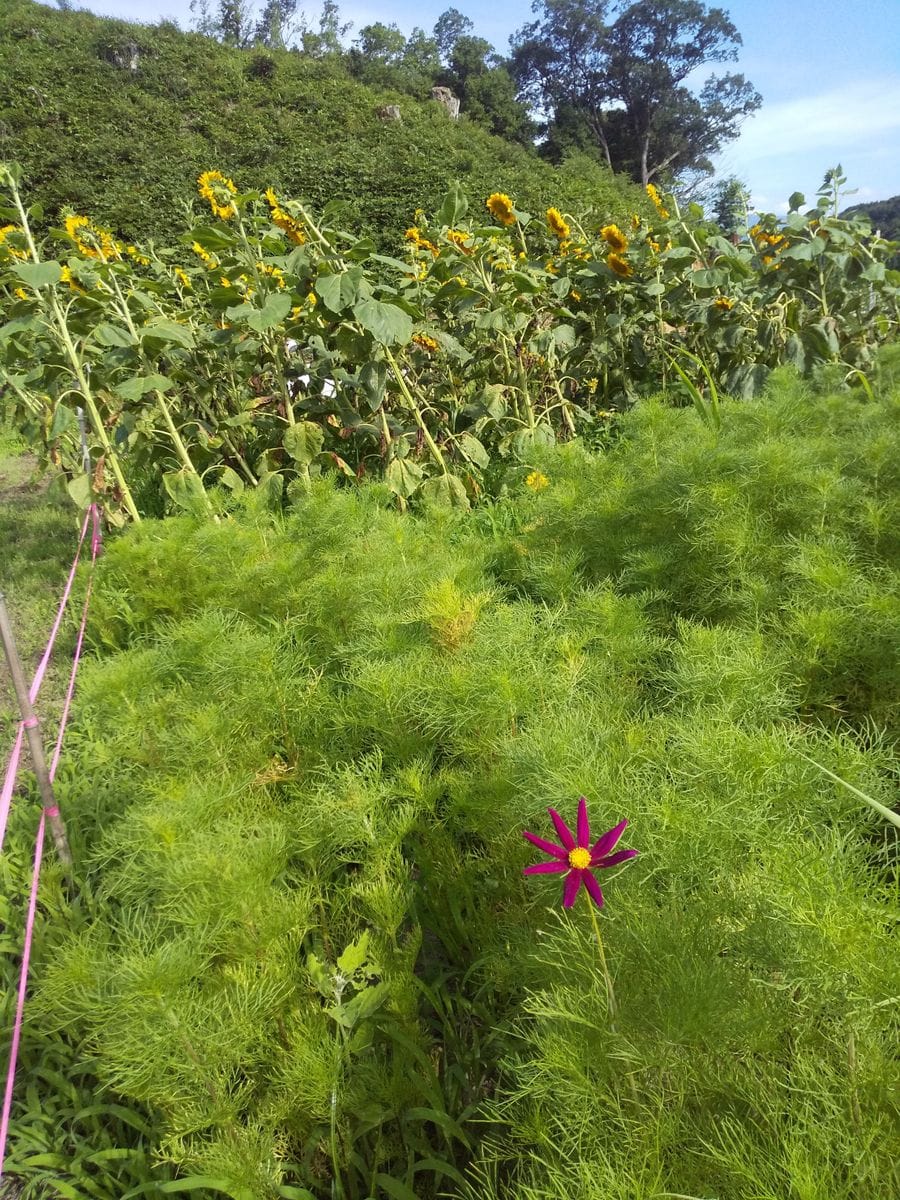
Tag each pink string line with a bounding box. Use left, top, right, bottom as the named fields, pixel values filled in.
left=0, top=508, right=91, bottom=852
left=0, top=504, right=101, bottom=1181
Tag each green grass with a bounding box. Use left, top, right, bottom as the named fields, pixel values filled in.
left=0, top=422, right=79, bottom=751
left=2, top=370, right=899, bottom=1199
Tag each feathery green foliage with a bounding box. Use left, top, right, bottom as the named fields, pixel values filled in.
left=3, top=368, right=896, bottom=1197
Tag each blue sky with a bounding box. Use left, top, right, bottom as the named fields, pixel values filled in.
left=72, top=0, right=900, bottom=212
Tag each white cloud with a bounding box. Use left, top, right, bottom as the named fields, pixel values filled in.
left=733, top=76, right=900, bottom=163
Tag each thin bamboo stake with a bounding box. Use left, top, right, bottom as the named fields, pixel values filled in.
left=0, top=594, right=73, bottom=874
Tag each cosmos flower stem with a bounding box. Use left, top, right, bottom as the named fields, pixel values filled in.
left=586, top=891, right=617, bottom=1025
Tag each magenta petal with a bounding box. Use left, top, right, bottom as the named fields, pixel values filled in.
left=523, top=861, right=568, bottom=874
left=576, top=796, right=590, bottom=848
left=594, top=847, right=638, bottom=870
left=562, top=870, right=582, bottom=908
left=522, top=830, right=568, bottom=860
left=582, top=871, right=605, bottom=908
left=591, top=818, right=628, bottom=859
left=548, top=808, right=576, bottom=851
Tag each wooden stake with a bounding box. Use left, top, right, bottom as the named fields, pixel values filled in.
left=0, top=593, right=73, bottom=873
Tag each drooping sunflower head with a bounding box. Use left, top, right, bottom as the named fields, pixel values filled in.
left=607, top=252, right=632, bottom=278
left=646, top=183, right=670, bottom=220
left=486, top=192, right=516, bottom=226
left=713, top=296, right=734, bottom=310
left=198, top=170, right=238, bottom=220
left=0, top=224, right=26, bottom=261
left=601, top=223, right=628, bottom=254
left=446, top=229, right=473, bottom=254
left=412, top=332, right=439, bottom=354
left=64, top=214, right=120, bottom=260
left=264, top=186, right=306, bottom=244
left=546, top=207, right=570, bottom=241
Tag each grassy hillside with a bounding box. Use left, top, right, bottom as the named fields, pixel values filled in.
left=0, top=0, right=645, bottom=247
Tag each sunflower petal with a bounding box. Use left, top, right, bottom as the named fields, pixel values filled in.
left=523, top=861, right=568, bottom=874
left=576, top=796, right=590, bottom=847
left=562, top=870, right=582, bottom=907
left=549, top=807, right=576, bottom=851
left=522, top=830, right=568, bottom=859
left=591, top=818, right=628, bottom=859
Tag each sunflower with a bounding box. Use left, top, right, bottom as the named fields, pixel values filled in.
left=645, top=183, right=670, bottom=220
left=405, top=226, right=438, bottom=256
left=197, top=170, right=238, bottom=220
left=264, top=187, right=306, bottom=244
left=0, top=224, right=26, bottom=260
left=607, top=252, right=632, bottom=278
left=64, top=214, right=119, bottom=260
left=412, top=332, right=439, bottom=354
left=486, top=192, right=516, bottom=226
left=546, top=207, right=570, bottom=241
left=525, top=470, right=549, bottom=492
left=713, top=296, right=734, bottom=310
left=600, top=224, right=628, bottom=253
left=446, top=229, right=473, bottom=254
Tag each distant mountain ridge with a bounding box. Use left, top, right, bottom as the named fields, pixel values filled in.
left=841, top=196, right=900, bottom=242
left=0, top=0, right=645, bottom=248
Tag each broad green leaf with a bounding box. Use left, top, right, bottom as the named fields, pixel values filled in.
left=385, top=455, right=423, bottom=498
left=162, top=469, right=209, bottom=512
left=374, top=1173, right=420, bottom=1200
left=160, top=1178, right=254, bottom=1199
left=141, top=320, right=194, bottom=348
left=14, top=260, right=61, bottom=288
left=456, top=433, right=489, bottom=469
left=360, top=359, right=388, bottom=411
left=330, top=981, right=389, bottom=1028
left=0, top=316, right=40, bottom=341
left=277, top=1188, right=316, bottom=1199
left=50, top=402, right=77, bottom=439
left=218, top=466, right=244, bottom=493
left=256, top=470, right=284, bottom=507
left=115, top=374, right=175, bottom=400
left=421, top=472, right=470, bottom=509
left=788, top=191, right=806, bottom=211
left=246, top=291, right=292, bottom=333
left=353, top=298, right=412, bottom=346
left=67, top=473, right=92, bottom=509
left=438, top=179, right=468, bottom=227
left=94, top=323, right=136, bottom=348
left=283, top=421, right=324, bottom=465
left=337, top=931, right=370, bottom=974
left=315, top=266, right=364, bottom=313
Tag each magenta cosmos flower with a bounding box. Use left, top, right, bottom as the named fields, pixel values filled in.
left=523, top=796, right=637, bottom=909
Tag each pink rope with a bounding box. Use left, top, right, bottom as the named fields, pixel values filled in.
left=0, top=509, right=91, bottom=851
left=0, top=504, right=101, bottom=1181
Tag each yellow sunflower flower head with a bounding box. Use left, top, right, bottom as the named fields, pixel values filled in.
left=198, top=170, right=238, bottom=220
left=486, top=192, right=516, bottom=226
left=546, top=207, right=570, bottom=241
left=412, top=332, right=439, bottom=354
left=447, top=229, right=473, bottom=254
left=64, top=214, right=120, bottom=260
left=646, top=183, right=670, bottom=220
left=525, top=469, right=549, bottom=492
left=264, top=186, right=306, bottom=244
left=607, top=251, right=632, bottom=278
left=713, top=296, right=734, bottom=310
left=601, top=224, right=628, bottom=254
left=0, top=224, right=27, bottom=261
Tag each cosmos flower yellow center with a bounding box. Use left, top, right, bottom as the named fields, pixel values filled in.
left=568, top=847, right=591, bottom=870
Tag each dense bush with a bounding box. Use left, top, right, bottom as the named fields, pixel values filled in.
left=0, top=0, right=642, bottom=249
left=3, top=370, right=897, bottom=1199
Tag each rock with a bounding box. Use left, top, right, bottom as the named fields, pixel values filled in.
left=100, top=41, right=141, bottom=71
left=431, top=86, right=460, bottom=119
left=376, top=105, right=402, bottom=122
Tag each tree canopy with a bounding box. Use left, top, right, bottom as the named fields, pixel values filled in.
left=511, top=0, right=761, bottom=184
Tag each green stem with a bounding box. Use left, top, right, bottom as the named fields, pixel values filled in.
left=587, top=893, right=617, bottom=1024
left=384, top=347, right=448, bottom=474
left=10, top=181, right=141, bottom=521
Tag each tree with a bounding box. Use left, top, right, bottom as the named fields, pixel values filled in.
left=254, top=0, right=298, bottom=49
left=432, top=8, right=474, bottom=65
left=708, top=174, right=751, bottom=232
left=512, top=0, right=761, bottom=185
